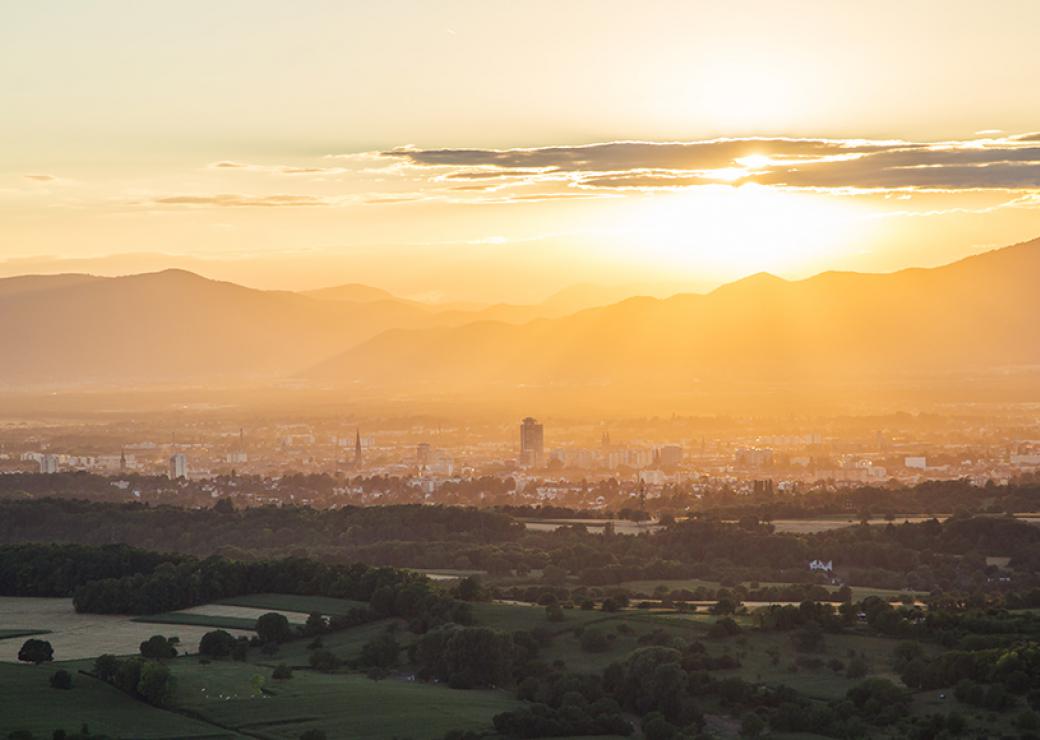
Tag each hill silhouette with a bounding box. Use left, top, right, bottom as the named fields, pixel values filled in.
left=307, top=237, right=1040, bottom=392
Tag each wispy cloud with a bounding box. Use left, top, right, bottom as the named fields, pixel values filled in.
left=206, top=161, right=346, bottom=177
left=153, top=194, right=330, bottom=207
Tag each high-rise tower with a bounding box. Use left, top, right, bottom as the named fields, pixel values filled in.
left=519, top=417, right=544, bottom=467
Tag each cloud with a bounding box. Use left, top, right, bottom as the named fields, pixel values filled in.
left=206, top=161, right=345, bottom=176
left=153, top=194, right=329, bottom=207
left=23, top=174, right=57, bottom=182
left=383, top=138, right=891, bottom=172
left=379, top=135, right=1040, bottom=193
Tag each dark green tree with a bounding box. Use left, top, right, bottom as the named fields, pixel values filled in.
left=18, top=638, right=54, bottom=664
left=255, top=612, right=293, bottom=644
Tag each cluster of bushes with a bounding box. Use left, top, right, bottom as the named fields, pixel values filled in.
left=414, top=626, right=516, bottom=689
left=0, top=497, right=522, bottom=556
left=898, top=641, right=1040, bottom=695
left=603, top=647, right=703, bottom=730
left=0, top=543, right=179, bottom=598
left=198, top=629, right=249, bottom=660
left=92, top=654, right=175, bottom=707
left=954, top=678, right=1018, bottom=710
left=500, top=670, right=634, bottom=737
left=8, top=498, right=1034, bottom=597
left=70, top=552, right=428, bottom=615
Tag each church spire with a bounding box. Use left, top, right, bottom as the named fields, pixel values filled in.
left=354, top=429, right=362, bottom=466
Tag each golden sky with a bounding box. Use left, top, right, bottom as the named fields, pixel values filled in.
left=3, top=1, right=1040, bottom=302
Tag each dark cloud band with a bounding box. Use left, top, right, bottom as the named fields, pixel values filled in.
left=382, top=135, right=1040, bottom=191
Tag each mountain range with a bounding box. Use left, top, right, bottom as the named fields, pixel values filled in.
left=0, top=270, right=668, bottom=387
left=308, top=237, right=1040, bottom=391
left=1, top=238, right=1037, bottom=391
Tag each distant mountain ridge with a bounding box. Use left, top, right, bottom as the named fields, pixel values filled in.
left=2, top=238, right=1038, bottom=390
left=307, top=237, right=1040, bottom=391
left=0, top=269, right=674, bottom=387
left=0, top=269, right=451, bottom=386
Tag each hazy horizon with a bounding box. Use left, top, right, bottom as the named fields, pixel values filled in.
left=5, top=1, right=1040, bottom=303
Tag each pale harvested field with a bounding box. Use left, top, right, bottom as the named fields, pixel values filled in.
left=0, top=597, right=252, bottom=663
left=173, top=604, right=312, bottom=622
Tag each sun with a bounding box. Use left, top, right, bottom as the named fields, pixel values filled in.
left=603, top=184, right=874, bottom=280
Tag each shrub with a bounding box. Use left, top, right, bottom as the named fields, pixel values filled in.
left=545, top=603, right=565, bottom=622
left=580, top=628, right=610, bottom=653
left=49, top=669, right=72, bottom=689
left=139, top=635, right=177, bottom=660
left=309, top=650, right=340, bottom=671
left=255, top=612, right=292, bottom=644
left=18, top=638, right=54, bottom=664
left=846, top=655, right=869, bottom=679
left=198, top=630, right=236, bottom=658
left=93, top=654, right=120, bottom=682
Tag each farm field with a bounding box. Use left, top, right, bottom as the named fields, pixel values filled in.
left=0, top=591, right=980, bottom=739
left=135, top=604, right=311, bottom=631
left=215, top=593, right=367, bottom=616
left=0, top=597, right=253, bottom=662
left=170, top=660, right=521, bottom=740
left=0, top=661, right=238, bottom=739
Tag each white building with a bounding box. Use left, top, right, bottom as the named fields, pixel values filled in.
left=904, top=456, right=927, bottom=470
left=169, top=453, right=188, bottom=479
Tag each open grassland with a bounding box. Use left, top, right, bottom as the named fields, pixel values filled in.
left=0, top=661, right=237, bottom=739
left=215, top=593, right=367, bottom=616
left=702, top=630, right=910, bottom=700
left=170, top=660, right=520, bottom=740
left=0, top=597, right=252, bottom=662
left=471, top=601, right=613, bottom=633
left=474, top=602, right=924, bottom=703
left=252, top=618, right=407, bottom=668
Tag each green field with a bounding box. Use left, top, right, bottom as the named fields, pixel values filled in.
left=251, top=618, right=407, bottom=668
left=471, top=601, right=613, bottom=634
left=0, top=592, right=1000, bottom=739
left=170, top=660, right=520, bottom=740
left=215, top=593, right=367, bottom=615
left=132, top=613, right=264, bottom=631
left=0, top=662, right=237, bottom=739
left=0, top=629, right=50, bottom=641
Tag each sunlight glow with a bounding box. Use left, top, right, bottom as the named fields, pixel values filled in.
left=604, top=184, right=873, bottom=279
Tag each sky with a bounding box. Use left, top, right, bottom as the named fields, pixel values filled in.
left=2, top=0, right=1040, bottom=302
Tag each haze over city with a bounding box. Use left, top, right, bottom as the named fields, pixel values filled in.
left=3, top=3, right=1040, bottom=740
